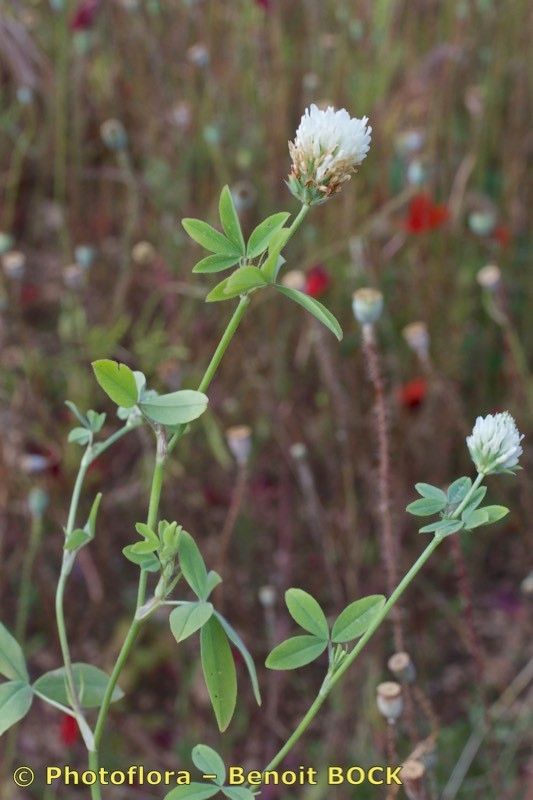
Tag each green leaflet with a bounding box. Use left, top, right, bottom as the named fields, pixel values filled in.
left=92, top=360, right=138, bottom=408
left=200, top=618, right=237, bottom=732
left=265, top=635, right=328, bottom=670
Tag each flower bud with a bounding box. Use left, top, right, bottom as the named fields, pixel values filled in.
left=376, top=681, right=403, bottom=723
left=132, top=241, right=156, bottom=266
left=100, top=118, right=128, bottom=151
left=388, top=652, right=416, bottom=684
left=402, top=322, right=430, bottom=361
left=352, top=288, right=383, bottom=325
left=466, top=412, right=523, bottom=475
left=226, top=425, right=252, bottom=466
left=476, top=264, right=501, bottom=291
left=2, top=251, right=26, bottom=280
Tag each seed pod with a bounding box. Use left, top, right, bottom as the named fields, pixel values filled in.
left=352, top=288, right=383, bottom=325
left=388, top=652, right=416, bottom=684
left=376, top=681, right=403, bottom=723
left=226, top=425, right=252, bottom=466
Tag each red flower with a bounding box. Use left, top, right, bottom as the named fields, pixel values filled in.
left=404, top=193, right=449, bottom=234
left=255, top=0, right=271, bottom=9
left=492, top=225, right=511, bottom=247
left=70, top=0, right=100, bottom=31
left=304, top=265, right=331, bottom=299
left=398, top=377, right=427, bottom=409
left=59, top=715, right=79, bottom=747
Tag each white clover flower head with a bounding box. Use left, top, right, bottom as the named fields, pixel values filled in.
left=466, top=412, right=524, bottom=475
left=288, top=104, right=371, bottom=205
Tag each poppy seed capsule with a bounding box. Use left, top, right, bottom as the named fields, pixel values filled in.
left=282, top=270, right=306, bottom=291
left=132, top=241, right=156, bottom=266
left=290, top=442, right=307, bottom=460
left=402, top=322, right=430, bottom=360
left=100, top=118, right=128, bottom=151
left=258, top=585, right=276, bottom=608
left=226, top=425, right=252, bottom=466
left=477, top=264, right=501, bottom=291
left=388, top=652, right=416, bottom=684
left=2, top=251, right=26, bottom=280
left=376, top=681, right=403, bottom=722
left=352, top=288, right=383, bottom=325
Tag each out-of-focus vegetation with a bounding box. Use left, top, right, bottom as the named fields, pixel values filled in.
left=0, top=1, right=531, bottom=798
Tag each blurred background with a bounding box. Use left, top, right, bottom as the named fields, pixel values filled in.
left=0, top=0, right=531, bottom=798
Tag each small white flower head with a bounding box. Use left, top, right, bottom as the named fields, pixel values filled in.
left=288, top=104, right=371, bottom=205
left=467, top=412, right=524, bottom=475
left=477, top=264, right=501, bottom=291
left=352, top=288, right=383, bottom=325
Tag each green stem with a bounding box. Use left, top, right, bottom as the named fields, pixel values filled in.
left=264, top=473, right=486, bottom=773
left=453, top=473, right=484, bottom=518
left=168, top=295, right=251, bottom=453
left=89, top=446, right=167, bottom=800
left=52, top=424, right=136, bottom=760
left=54, top=454, right=95, bottom=750
left=263, top=533, right=443, bottom=772
left=86, top=202, right=313, bottom=796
